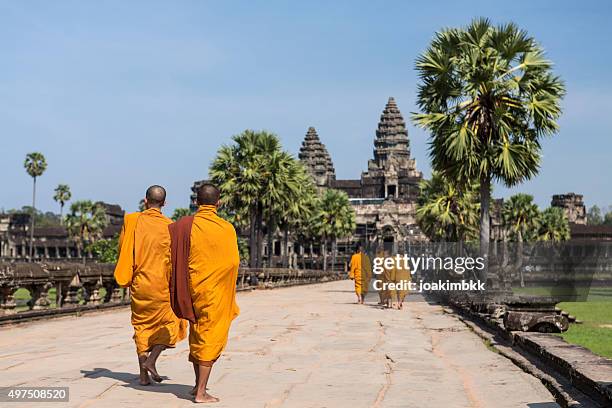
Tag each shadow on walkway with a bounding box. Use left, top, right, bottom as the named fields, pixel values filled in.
left=527, top=403, right=560, bottom=408
left=80, top=368, right=192, bottom=401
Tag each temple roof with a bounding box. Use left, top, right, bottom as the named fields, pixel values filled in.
left=298, top=127, right=336, bottom=187
left=371, top=97, right=412, bottom=170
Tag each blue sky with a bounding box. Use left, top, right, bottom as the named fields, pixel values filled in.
left=1, top=0, right=611, bottom=215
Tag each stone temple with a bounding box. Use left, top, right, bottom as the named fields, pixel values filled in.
left=299, top=97, right=426, bottom=250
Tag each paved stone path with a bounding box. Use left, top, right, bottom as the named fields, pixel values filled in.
left=1, top=280, right=560, bottom=407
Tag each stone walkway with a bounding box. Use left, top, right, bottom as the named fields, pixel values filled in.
left=1, top=280, right=559, bottom=407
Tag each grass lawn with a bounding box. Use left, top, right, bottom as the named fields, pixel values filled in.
left=513, top=285, right=612, bottom=359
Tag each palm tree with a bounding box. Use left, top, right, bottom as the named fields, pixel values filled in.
left=413, top=18, right=565, bottom=270
left=278, top=167, right=318, bottom=268
left=261, top=151, right=306, bottom=267
left=502, top=194, right=540, bottom=242
left=313, top=189, right=356, bottom=271
left=24, top=152, right=47, bottom=258
left=416, top=172, right=480, bottom=242
left=538, top=207, right=570, bottom=241
left=211, top=130, right=288, bottom=268
left=53, top=184, right=72, bottom=224
left=502, top=193, right=540, bottom=287
left=65, top=200, right=108, bottom=259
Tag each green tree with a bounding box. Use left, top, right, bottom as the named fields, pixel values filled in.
left=138, top=199, right=146, bottom=212
left=416, top=172, right=480, bottom=241
left=65, top=200, right=108, bottom=259
left=502, top=194, right=540, bottom=242
left=538, top=207, right=570, bottom=242
left=88, top=235, right=119, bottom=263
left=171, top=207, right=192, bottom=221
left=278, top=167, right=318, bottom=268
left=24, top=152, right=47, bottom=258
left=413, top=18, right=565, bottom=267
left=603, top=210, right=612, bottom=226
left=211, top=130, right=287, bottom=268
left=53, top=184, right=72, bottom=224
left=502, top=193, right=541, bottom=287
left=313, top=189, right=356, bottom=272
left=587, top=205, right=602, bottom=225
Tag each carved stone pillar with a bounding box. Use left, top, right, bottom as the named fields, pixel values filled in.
left=63, top=275, right=81, bottom=307
left=104, top=282, right=123, bottom=303
left=111, top=287, right=123, bottom=303
left=31, top=282, right=52, bottom=310
left=0, top=285, right=18, bottom=315
left=82, top=281, right=102, bottom=305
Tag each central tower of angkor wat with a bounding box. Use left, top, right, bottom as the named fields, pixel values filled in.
left=299, top=97, right=426, bottom=249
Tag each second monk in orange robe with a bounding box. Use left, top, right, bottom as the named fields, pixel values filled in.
left=114, top=185, right=187, bottom=385
left=169, top=183, right=239, bottom=403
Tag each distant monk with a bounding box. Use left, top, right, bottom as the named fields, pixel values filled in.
left=114, top=185, right=187, bottom=385
left=349, top=244, right=371, bottom=304
left=377, top=248, right=392, bottom=308
left=169, top=183, right=239, bottom=403
left=391, top=255, right=411, bottom=310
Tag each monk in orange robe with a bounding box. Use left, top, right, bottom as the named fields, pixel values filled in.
left=114, top=185, right=187, bottom=385
left=169, top=183, right=239, bottom=403
left=349, top=244, right=371, bottom=304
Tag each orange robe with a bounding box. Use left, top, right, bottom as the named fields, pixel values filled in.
left=114, top=208, right=187, bottom=355
left=391, top=264, right=411, bottom=303
left=349, top=252, right=371, bottom=295
left=188, top=205, right=240, bottom=364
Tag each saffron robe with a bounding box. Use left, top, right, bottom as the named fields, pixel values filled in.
left=114, top=208, right=187, bottom=355
left=349, top=252, right=371, bottom=295
left=378, top=254, right=392, bottom=304
left=391, top=264, right=411, bottom=303
left=170, top=205, right=240, bottom=364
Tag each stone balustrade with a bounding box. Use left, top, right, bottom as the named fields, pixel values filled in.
left=0, top=260, right=340, bottom=318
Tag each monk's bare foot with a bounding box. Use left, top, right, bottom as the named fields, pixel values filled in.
left=139, top=371, right=151, bottom=386
left=142, top=360, right=163, bottom=383
left=194, top=392, right=219, bottom=403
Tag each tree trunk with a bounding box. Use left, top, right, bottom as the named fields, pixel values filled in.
left=479, top=175, right=491, bottom=284
left=60, top=203, right=64, bottom=226
left=249, top=206, right=257, bottom=268
left=322, top=237, right=328, bottom=272
left=29, top=177, right=37, bottom=259
left=517, top=231, right=525, bottom=288
left=256, top=203, right=264, bottom=268
left=266, top=213, right=275, bottom=268
left=282, top=228, right=289, bottom=268
left=332, top=238, right=337, bottom=273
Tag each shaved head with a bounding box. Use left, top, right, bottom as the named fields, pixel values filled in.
left=145, top=185, right=166, bottom=208
left=196, top=183, right=220, bottom=206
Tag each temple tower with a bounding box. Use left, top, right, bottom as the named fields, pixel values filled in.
left=367, top=97, right=418, bottom=174
left=551, top=193, right=587, bottom=225
left=298, top=127, right=336, bottom=188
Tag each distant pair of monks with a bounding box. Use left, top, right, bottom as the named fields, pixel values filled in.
left=349, top=244, right=410, bottom=309
left=114, top=183, right=239, bottom=404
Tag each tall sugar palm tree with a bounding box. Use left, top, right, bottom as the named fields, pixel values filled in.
left=538, top=207, right=570, bottom=242
left=210, top=130, right=282, bottom=268
left=278, top=166, right=318, bottom=267
left=413, top=18, right=565, bottom=268
left=416, top=172, right=480, bottom=242
left=502, top=193, right=540, bottom=242
left=65, top=200, right=108, bottom=259
left=313, top=189, right=356, bottom=271
left=24, top=152, right=47, bottom=258
left=502, top=193, right=540, bottom=287
left=53, top=184, right=71, bottom=224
